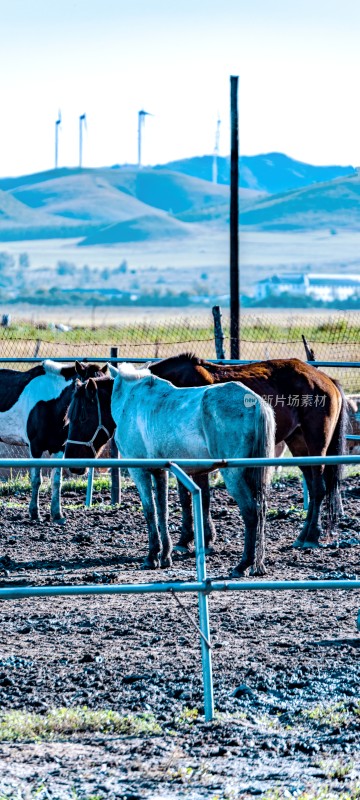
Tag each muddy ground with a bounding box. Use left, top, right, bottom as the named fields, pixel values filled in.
left=0, top=473, right=359, bottom=799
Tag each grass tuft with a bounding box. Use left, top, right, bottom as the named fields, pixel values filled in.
left=264, top=787, right=360, bottom=800
left=0, top=706, right=161, bottom=741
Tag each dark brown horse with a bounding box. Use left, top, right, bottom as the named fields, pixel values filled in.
left=150, top=354, right=348, bottom=550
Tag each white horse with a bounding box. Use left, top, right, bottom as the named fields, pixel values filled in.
left=109, top=364, right=275, bottom=575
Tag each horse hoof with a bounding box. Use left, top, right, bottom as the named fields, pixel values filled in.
left=250, top=564, right=267, bottom=577
left=230, top=566, right=245, bottom=578
left=173, top=544, right=192, bottom=554
left=292, top=538, right=305, bottom=548
left=161, top=557, right=172, bottom=569
left=141, top=559, right=160, bottom=570
left=205, top=546, right=215, bottom=556
left=301, top=540, right=322, bottom=549
left=53, top=517, right=66, bottom=526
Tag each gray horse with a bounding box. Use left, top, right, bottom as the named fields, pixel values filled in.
left=65, top=364, right=275, bottom=576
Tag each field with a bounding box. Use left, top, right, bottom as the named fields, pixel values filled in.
left=0, top=471, right=359, bottom=798
left=0, top=304, right=358, bottom=797
left=0, top=307, right=358, bottom=393
left=3, top=227, right=360, bottom=298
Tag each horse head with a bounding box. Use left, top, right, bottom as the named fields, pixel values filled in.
left=65, top=377, right=115, bottom=473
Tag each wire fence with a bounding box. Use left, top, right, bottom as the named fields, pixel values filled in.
left=0, top=309, right=359, bottom=390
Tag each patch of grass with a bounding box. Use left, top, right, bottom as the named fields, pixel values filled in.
left=176, top=707, right=199, bottom=726
left=0, top=473, right=32, bottom=496
left=62, top=475, right=112, bottom=493
left=302, top=702, right=350, bottom=727
left=0, top=706, right=161, bottom=741
left=271, top=467, right=302, bottom=483
left=316, top=759, right=355, bottom=781
left=264, top=787, right=360, bottom=800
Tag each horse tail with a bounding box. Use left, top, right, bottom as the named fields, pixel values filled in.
left=247, top=396, right=276, bottom=572
left=324, top=380, right=349, bottom=532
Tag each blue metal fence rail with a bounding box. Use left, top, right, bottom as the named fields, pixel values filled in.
left=0, top=357, right=358, bottom=367
left=0, top=453, right=359, bottom=722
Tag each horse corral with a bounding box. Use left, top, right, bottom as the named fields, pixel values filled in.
left=0, top=352, right=359, bottom=798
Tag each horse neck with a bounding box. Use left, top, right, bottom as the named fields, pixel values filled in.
left=97, top=380, right=116, bottom=431
left=150, top=358, right=208, bottom=387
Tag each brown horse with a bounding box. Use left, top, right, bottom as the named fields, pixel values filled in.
left=150, top=354, right=348, bottom=550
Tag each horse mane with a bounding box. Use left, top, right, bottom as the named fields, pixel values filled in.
left=117, top=363, right=152, bottom=382
left=175, top=352, right=203, bottom=365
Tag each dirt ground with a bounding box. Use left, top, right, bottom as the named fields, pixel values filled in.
left=0, top=473, right=359, bottom=799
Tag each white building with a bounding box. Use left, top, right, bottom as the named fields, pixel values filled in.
left=255, top=273, right=360, bottom=302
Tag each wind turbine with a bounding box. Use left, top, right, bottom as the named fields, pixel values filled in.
left=138, top=110, right=153, bottom=168
left=79, top=113, right=87, bottom=168
left=212, top=115, right=221, bottom=184
left=55, top=110, right=61, bottom=169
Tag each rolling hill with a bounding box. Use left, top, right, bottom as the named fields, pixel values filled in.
left=0, top=166, right=236, bottom=242
left=160, top=152, right=355, bottom=193
left=240, top=171, right=360, bottom=230
left=0, top=156, right=358, bottom=242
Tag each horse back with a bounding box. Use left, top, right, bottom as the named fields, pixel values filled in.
left=200, top=381, right=275, bottom=459
left=0, top=364, right=45, bottom=413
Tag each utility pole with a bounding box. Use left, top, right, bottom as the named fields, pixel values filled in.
left=55, top=111, right=61, bottom=169
left=79, top=113, right=86, bottom=168
left=230, top=76, right=239, bottom=359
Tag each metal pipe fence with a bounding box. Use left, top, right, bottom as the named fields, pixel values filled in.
left=0, top=355, right=360, bottom=369
left=0, top=453, right=359, bottom=722
left=0, top=357, right=359, bottom=367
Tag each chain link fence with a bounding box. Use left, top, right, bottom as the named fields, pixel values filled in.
left=0, top=309, right=358, bottom=390
left=0, top=308, right=358, bottom=468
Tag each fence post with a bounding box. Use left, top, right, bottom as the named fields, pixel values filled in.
left=86, top=468, right=94, bottom=508
left=212, top=305, right=225, bottom=359
left=169, top=463, right=214, bottom=722
left=110, top=347, right=121, bottom=505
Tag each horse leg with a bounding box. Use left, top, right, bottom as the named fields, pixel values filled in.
left=29, top=467, right=42, bottom=521
left=175, top=481, right=194, bottom=552
left=221, top=467, right=265, bottom=577
left=175, top=474, right=216, bottom=554
left=292, top=465, right=315, bottom=547
left=152, top=470, right=172, bottom=568
left=300, top=466, right=327, bottom=547
left=286, top=429, right=327, bottom=548
left=50, top=452, right=65, bottom=524
left=197, top=474, right=217, bottom=552
left=128, top=468, right=161, bottom=569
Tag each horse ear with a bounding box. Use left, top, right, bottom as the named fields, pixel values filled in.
left=75, top=361, right=85, bottom=377
left=86, top=378, right=97, bottom=400
left=100, top=363, right=109, bottom=374
left=109, top=364, right=119, bottom=379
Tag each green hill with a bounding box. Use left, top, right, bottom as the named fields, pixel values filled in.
left=0, top=166, right=233, bottom=242
left=240, top=171, right=360, bottom=230
left=0, top=161, right=359, bottom=242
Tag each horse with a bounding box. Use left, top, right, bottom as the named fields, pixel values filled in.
left=149, top=354, right=348, bottom=550
left=65, top=366, right=275, bottom=576
left=0, top=359, right=108, bottom=522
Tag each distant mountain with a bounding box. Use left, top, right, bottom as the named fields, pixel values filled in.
left=0, top=156, right=358, bottom=243
left=0, top=166, right=233, bottom=242
left=240, top=171, right=360, bottom=230
left=159, top=152, right=355, bottom=194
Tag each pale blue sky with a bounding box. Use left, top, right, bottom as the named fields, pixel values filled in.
left=1, top=0, right=359, bottom=176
